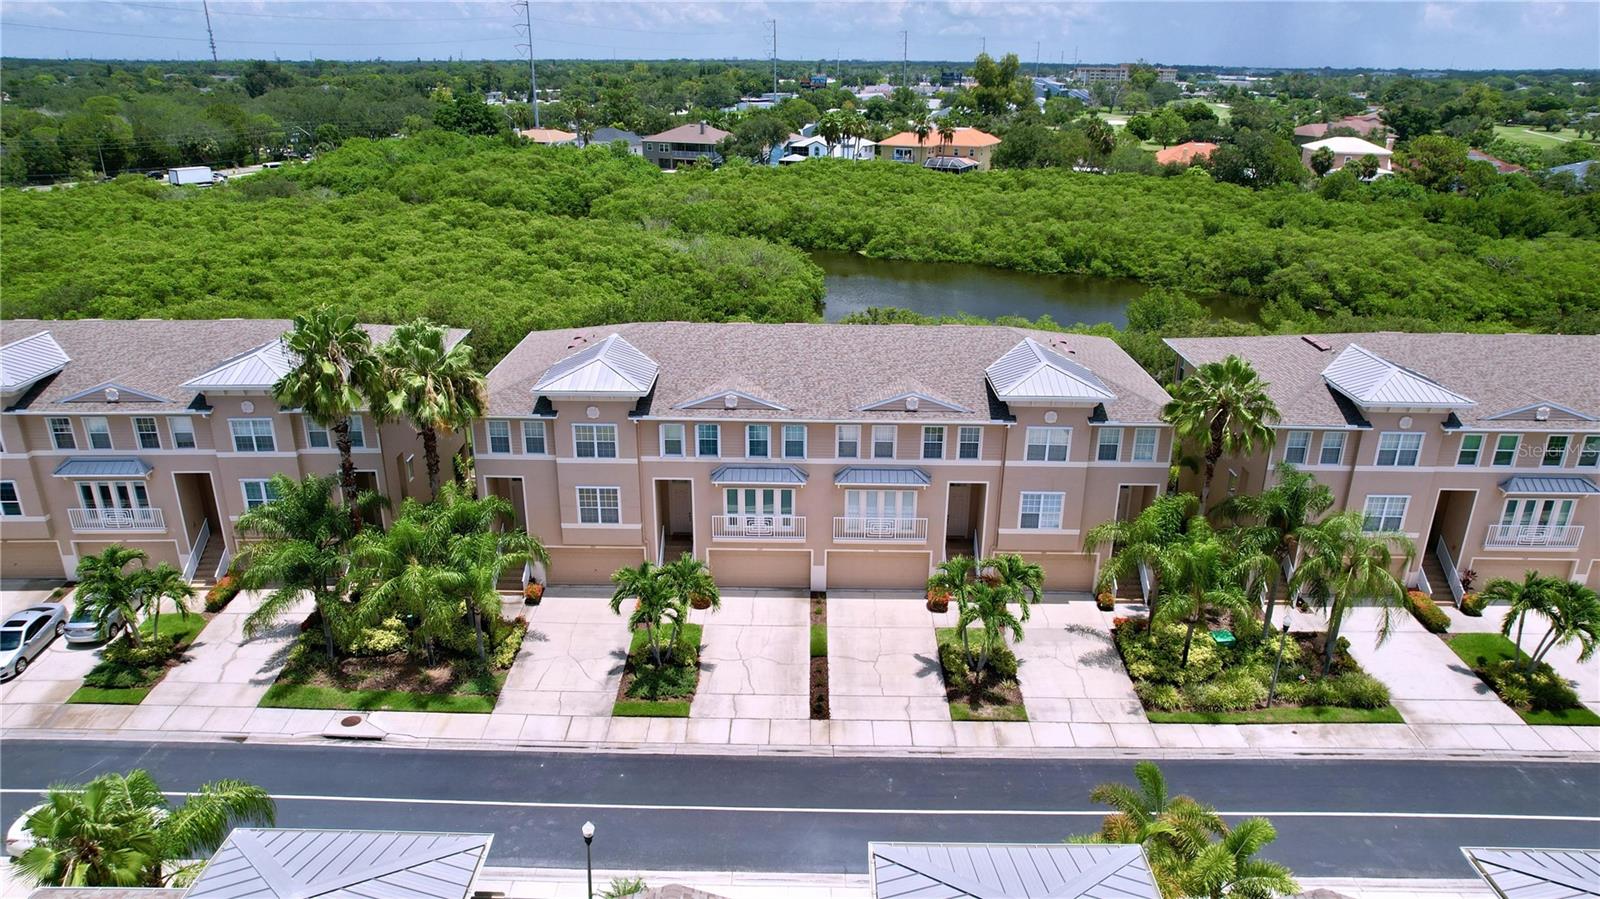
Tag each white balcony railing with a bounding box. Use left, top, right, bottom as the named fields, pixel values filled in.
left=1484, top=524, right=1584, bottom=550
left=69, top=507, right=165, bottom=532
left=833, top=516, right=928, bottom=542
left=712, top=515, right=806, bottom=540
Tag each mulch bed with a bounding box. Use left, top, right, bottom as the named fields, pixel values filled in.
left=810, top=592, right=829, bottom=720
left=941, top=668, right=1026, bottom=720
left=281, top=638, right=499, bottom=696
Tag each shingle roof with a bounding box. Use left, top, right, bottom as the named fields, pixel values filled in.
left=487, top=324, right=1168, bottom=423
left=645, top=123, right=732, bottom=143
left=0, top=330, right=71, bottom=394
left=1154, top=142, right=1217, bottom=166
left=187, top=828, right=492, bottom=899
left=1461, top=847, right=1600, bottom=899
left=1165, top=332, right=1600, bottom=431
left=532, top=333, right=659, bottom=397
left=870, top=842, right=1160, bottom=899
left=1320, top=343, right=1475, bottom=410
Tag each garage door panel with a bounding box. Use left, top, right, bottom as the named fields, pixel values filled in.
left=1018, top=552, right=1097, bottom=591
left=826, top=551, right=930, bottom=590
left=1, top=542, right=67, bottom=579
left=548, top=547, right=646, bottom=586
left=710, top=549, right=810, bottom=589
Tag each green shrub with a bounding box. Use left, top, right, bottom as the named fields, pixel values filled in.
left=1478, top=659, right=1584, bottom=713
left=1322, top=672, right=1391, bottom=709
left=204, top=576, right=239, bottom=613
left=936, top=629, right=1020, bottom=685
left=349, top=616, right=408, bottom=657
left=82, top=662, right=156, bottom=689
left=102, top=634, right=177, bottom=668
left=1135, top=682, right=1186, bottom=711
left=1116, top=620, right=1223, bottom=686
left=1460, top=593, right=1486, bottom=617
left=1185, top=671, right=1268, bottom=712
left=1405, top=591, right=1450, bottom=633
left=491, top=618, right=527, bottom=669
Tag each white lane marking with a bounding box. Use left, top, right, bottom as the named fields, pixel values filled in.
left=2, top=789, right=1596, bottom=822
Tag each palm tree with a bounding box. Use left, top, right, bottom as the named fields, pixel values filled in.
left=236, top=473, right=363, bottom=660
left=1176, top=817, right=1299, bottom=899
left=928, top=555, right=981, bottom=659
left=913, top=111, right=933, bottom=157
left=75, top=546, right=151, bottom=646
left=274, top=307, right=382, bottom=528
left=816, top=109, right=846, bottom=156
left=1487, top=571, right=1558, bottom=657
left=1289, top=511, right=1415, bottom=675
left=610, top=561, right=676, bottom=668
left=955, top=581, right=1028, bottom=682
left=1158, top=521, right=1272, bottom=668
left=1080, top=761, right=1226, bottom=897
left=987, top=552, right=1045, bottom=608
left=1523, top=580, right=1600, bottom=673
left=136, top=563, right=193, bottom=641
left=1217, top=464, right=1333, bottom=631
left=1086, top=493, right=1197, bottom=631
left=1163, top=355, right=1280, bottom=512
left=375, top=320, right=486, bottom=498
left=660, top=553, right=719, bottom=653
left=16, top=769, right=274, bottom=888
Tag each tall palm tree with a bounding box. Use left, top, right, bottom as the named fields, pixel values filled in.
left=274, top=307, right=382, bottom=529
left=136, top=562, right=194, bottom=641
left=1158, top=520, right=1272, bottom=668
left=928, top=555, right=981, bottom=659
left=1487, top=571, right=1558, bottom=657
left=816, top=109, right=846, bottom=156
left=1163, top=355, right=1280, bottom=512
left=1217, top=464, right=1333, bottom=630
left=75, top=546, right=151, bottom=646
left=16, top=769, right=274, bottom=888
left=375, top=320, right=486, bottom=498
left=913, top=111, right=933, bottom=156
left=236, top=473, right=364, bottom=660
left=610, top=561, right=676, bottom=667
left=955, top=581, right=1028, bottom=682
left=1080, top=761, right=1226, bottom=897
left=1176, top=817, right=1299, bottom=899
left=1289, top=511, right=1415, bottom=674
left=1523, top=580, right=1600, bottom=674
left=660, top=553, right=719, bottom=653
left=1086, top=493, right=1197, bottom=631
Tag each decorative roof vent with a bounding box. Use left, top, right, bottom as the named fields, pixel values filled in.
left=104, top=387, right=120, bottom=403
left=724, top=394, right=738, bottom=409
left=1536, top=406, right=1550, bottom=421
left=905, top=396, right=919, bottom=411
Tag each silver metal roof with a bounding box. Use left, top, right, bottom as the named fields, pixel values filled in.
left=1500, top=476, right=1600, bottom=496
left=985, top=338, right=1116, bottom=405
left=53, top=457, right=154, bottom=478
left=835, top=466, right=932, bottom=487
left=710, top=464, right=809, bottom=485
left=533, top=333, right=659, bottom=397
left=183, top=339, right=296, bottom=391
left=870, top=842, right=1160, bottom=899
left=1320, top=343, right=1474, bottom=410
left=1, top=330, right=71, bottom=394
left=1461, top=847, right=1600, bottom=899
left=186, top=828, right=493, bottom=899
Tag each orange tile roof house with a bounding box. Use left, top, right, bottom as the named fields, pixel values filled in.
left=1294, top=113, right=1384, bottom=140
left=877, top=127, right=1001, bottom=171
left=1154, top=141, right=1217, bottom=166
left=642, top=122, right=732, bottom=171
left=517, top=127, right=578, bottom=146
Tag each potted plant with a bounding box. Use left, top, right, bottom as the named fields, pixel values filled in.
left=523, top=580, right=544, bottom=605
left=925, top=586, right=950, bottom=613
left=690, top=591, right=714, bottom=611
left=1096, top=591, right=1115, bottom=612
left=1458, top=567, right=1477, bottom=594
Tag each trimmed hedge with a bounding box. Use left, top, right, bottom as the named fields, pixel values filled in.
left=1406, top=590, right=1451, bottom=633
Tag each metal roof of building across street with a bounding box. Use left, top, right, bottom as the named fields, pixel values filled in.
left=869, top=842, right=1160, bottom=899
left=52, top=457, right=154, bottom=478
left=710, top=464, right=809, bottom=485
left=1461, top=847, right=1600, bottom=899
left=834, top=466, right=932, bottom=487
left=186, top=828, right=493, bottom=899
left=1500, top=476, right=1600, bottom=495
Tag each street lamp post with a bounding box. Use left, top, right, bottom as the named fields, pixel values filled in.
left=1266, top=621, right=1292, bottom=707
left=582, top=821, right=595, bottom=899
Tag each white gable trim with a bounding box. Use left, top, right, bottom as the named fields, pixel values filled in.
left=673, top=389, right=789, bottom=412
left=1483, top=401, right=1597, bottom=423
left=59, top=381, right=172, bottom=404
left=858, top=391, right=972, bottom=414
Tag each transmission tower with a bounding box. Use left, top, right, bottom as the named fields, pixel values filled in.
left=202, top=0, right=217, bottom=61
left=512, top=1, right=539, bottom=128
left=769, top=19, right=778, bottom=95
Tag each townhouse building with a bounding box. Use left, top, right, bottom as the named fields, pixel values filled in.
left=476, top=323, right=1174, bottom=592
left=0, top=319, right=462, bottom=582
left=1166, top=333, right=1600, bottom=597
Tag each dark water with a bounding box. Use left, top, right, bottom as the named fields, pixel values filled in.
left=814, top=250, right=1256, bottom=326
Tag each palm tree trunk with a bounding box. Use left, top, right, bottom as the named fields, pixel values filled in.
left=1527, top=628, right=1557, bottom=673
left=1180, top=615, right=1198, bottom=668
left=319, top=607, right=337, bottom=661
left=421, top=428, right=441, bottom=498
left=333, top=420, right=362, bottom=531
left=1513, top=610, right=1527, bottom=655
left=151, top=599, right=161, bottom=641
left=471, top=604, right=486, bottom=664
left=1262, top=557, right=1283, bottom=631
left=646, top=621, right=663, bottom=667
left=1322, top=601, right=1344, bottom=675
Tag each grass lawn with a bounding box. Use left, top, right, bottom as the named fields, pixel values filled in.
left=935, top=626, right=1028, bottom=722
left=1492, top=124, right=1597, bottom=148
left=810, top=623, right=827, bottom=658
left=1203, top=101, right=1231, bottom=123
left=67, top=612, right=210, bottom=705
left=949, top=700, right=1028, bottom=722
left=612, top=623, right=701, bottom=717
left=612, top=699, right=690, bottom=717
left=1148, top=706, right=1403, bottom=725
left=1446, top=633, right=1600, bottom=726
left=260, top=674, right=504, bottom=714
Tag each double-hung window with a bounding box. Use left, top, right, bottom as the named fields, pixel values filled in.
left=659, top=423, right=684, bottom=457
left=1096, top=429, right=1122, bottom=462
left=241, top=479, right=280, bottom=510
left=723, top=487, right=796, bottom=530
left=1542, top=435, right=1570, bottom=467
left=523, top=421, right=548, bottom=455
left=486, top=420, right=512, bottom=454
left=574, top=423, right=618, bottom=459
left=229, top=418, right=276, bottom=453
left=1283, top=430, right=1311, bottom=465
left=306, top=417, right=365, bottom=450
left=745, top=424, right=770, bottom=458
left=922, top=426, right=945, bottom=460
left=1456, top=433, right=1483, bottom=466
left=84, top=417, right=112, bottom=450
left=1579, top=434, right=1600, bottom=468
left=577, top=486, right=621, bottom=524
left=1025, top=426, right=1070, bottom=462
left=48, top=417, right=76, bottom=450
left=1019, top=492, right=1065, bottom=530
left=957, top=426, right=981, bottom=460
left=1361, top=495, right=1408, bottom=533
left=1131, top=428, right=1158, bottom=462
left=871, top=425, right=896, bottom=459
left=169, top=416, right=196, bottom=450
left=783, top=425, right=806, bottom=459
left=0, top=482, right=22, bottom=517
left=1492, top=434, right=1519, bottom=467
left=836, top=425, right=860, bottom=459
left=1375, top=432, right=1422, bottom=467
left=697, top=424, right=721, bottom=457
left=1319, top=432, right=1346, bottom=466
left=844, top=489, right=916, bottom=523
left=134, top=417, right=161, bottom=450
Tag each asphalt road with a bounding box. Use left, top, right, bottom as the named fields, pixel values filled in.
left=1, top=740, right=1595, bottom=879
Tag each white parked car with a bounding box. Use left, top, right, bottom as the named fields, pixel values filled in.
left=0, top=604, right=66, bottom=679
left=4, top=804, right=44, bottom=858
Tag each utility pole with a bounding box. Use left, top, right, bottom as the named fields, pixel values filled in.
left=513, top=1, right=539, bottom=128
left=202, top=0, right=218, bottom=61
left=980, top=37, right=985, bottom=55
left=1034, top=41, right=1040, bottom=79
left=900, top=30, right=908, bottom=87
left=768, top=19, right=778, bottom=96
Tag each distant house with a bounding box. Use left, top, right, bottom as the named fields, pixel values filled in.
left=876, top=126, right=1001, bottom=171
left=642, top=122, right=732, bottom=171
left=1294, top=112, right=1384, bottom=140
left=518, top=127, right=578, bottom=146
left=1301, top=136, right=1393, bottom=175
left=1549, top=158, right=1593, bottom=185
left=1154, top=141, right=1217, bottom=166
left=586, top=126, right=643, bottom=155
left=780, top=134, right=876, bottom=162
left=1467, top=148, right=1525, bottom=174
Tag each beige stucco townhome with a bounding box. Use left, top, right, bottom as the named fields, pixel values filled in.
left=476, top=322, right=1174, bottom=592
left=1166, top=333, right=1600, bottom=596
left=0, top=319, right=463, bottom=581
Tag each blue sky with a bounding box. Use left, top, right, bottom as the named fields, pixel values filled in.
left=3, top=1, right=1597, bottom=69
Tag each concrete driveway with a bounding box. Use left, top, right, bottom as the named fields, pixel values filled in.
left=0, top=583, right=103, bottom=724
left=1013, top=602, right=1146, bottom=733
left=689, top=593, right=811, bottom=740
left=826, top=593, right=949, bottom=734
left=488, top=592, right=631, bottom=743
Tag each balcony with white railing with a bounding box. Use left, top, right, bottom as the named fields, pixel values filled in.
left=68, top=507, right=165, bottom=532
left=833, top=516, right=928, bottom=542
left=711, top=515, right=807, bottom=540
left=1484, top=523, right=1584, bottom=550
